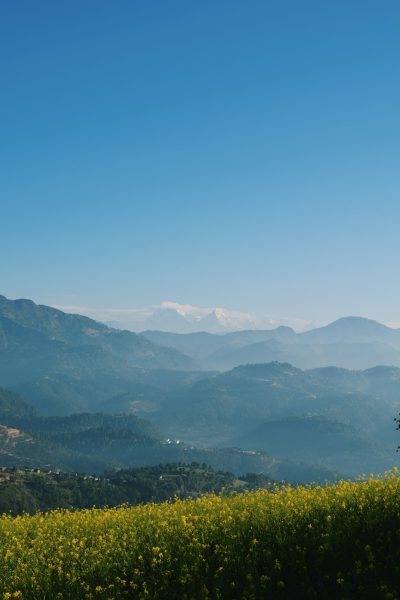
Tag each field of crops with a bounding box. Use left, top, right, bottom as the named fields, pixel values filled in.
left=1, top=472, right=400, bottom=599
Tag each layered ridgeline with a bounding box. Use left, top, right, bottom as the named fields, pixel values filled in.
left=136, top=362, right=400, bottom=442
left=0, top=294, right=202, bottom=414
left=142, top=316, right=400, bottom=370
left=0, top=389, right=338, bottom=484
left=0, top=295, right=399, bottom=481
left=0, top=361, right=399, bottom=480
left=127, top=363, right=400, bottom=477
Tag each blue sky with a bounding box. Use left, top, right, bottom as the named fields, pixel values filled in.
left=1, top=1, right=400, bottom=325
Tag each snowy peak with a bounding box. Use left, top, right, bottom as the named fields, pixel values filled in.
left=144, top=303, right=257, bottom=333
left=197, top=309, right=255, bottom=333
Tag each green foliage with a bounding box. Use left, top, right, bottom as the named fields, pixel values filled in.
left=0, top=472, right=400, bottom=598
left=0, top=463, right=272, bottom=515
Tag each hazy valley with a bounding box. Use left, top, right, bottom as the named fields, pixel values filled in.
left=0, top=294, right=399, bottom=487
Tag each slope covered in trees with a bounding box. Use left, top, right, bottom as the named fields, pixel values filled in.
left=0, top=463, right=273, bottom=515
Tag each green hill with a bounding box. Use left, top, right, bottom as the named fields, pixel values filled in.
left=230, top=415, right=395, bottom=476
left=0, top=407, right=339, bottom=484
left=145, top=362, right=400, bottom=444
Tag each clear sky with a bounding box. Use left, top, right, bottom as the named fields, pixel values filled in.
left=1, top=1, right=400, bottom=325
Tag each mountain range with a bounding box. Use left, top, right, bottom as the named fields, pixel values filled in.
left=1, top=294, right=399, bottom=480
left=56, top=301, right=261, bottom=334
left=0, top=294, right=198, bottom=413
left=142, top=316, right=400, bottom=370
left=128, top=361, right=400, bottom=477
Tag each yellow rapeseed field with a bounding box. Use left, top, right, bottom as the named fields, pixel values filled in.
left=1, top=471, right=400, bottom=599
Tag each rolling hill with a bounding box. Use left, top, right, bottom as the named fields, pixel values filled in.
left=229, top=416, right=395, bottom=476
left=139, top=362, right=400, bottom=443
left=0, top=400, right=338, bottom=483
left=125, top=361, right=400, bottom=476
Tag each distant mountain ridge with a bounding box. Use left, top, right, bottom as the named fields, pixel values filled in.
left=0, top=295, right=191, bottom=360
left=1, top=294, right=399, bottom=480
left=301, top=316, right=400, bottom=345
left=142, top=316, right=400, bottom=370
left=75, top=298, right=399, bottom=336
left=58, top=301, right=260, bottom=334
left=0, top=294, right=195, bottom=413
left=142, top=304, right=257, bottom=333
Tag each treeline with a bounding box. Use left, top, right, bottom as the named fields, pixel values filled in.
left=0, top=463, right=272, bottom=515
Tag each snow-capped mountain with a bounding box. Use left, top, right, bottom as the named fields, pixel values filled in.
left=52, top=301, right=314, bottom=333
left=52, top=302, right=259, bottom=333
left=144, top=302, right=257, bottom=333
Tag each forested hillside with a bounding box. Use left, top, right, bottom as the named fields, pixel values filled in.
left=0, top=295, right=194, bottom=413
left=0, top=463, right=273, bottom=515
left=1, top=297, right=399, bottom=482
